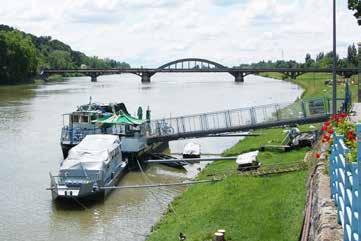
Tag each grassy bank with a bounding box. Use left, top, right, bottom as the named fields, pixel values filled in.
left=262, top=72, right=358, bottom=102
left=148, top=127, right=310, bottom=241
left=146, top=74, right=337, bottom=241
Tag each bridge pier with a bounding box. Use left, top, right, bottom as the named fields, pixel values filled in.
left=40, top=73, right=49, bottom=82
left=89, top=73, right=100, bottom=82
left=231, top=72, right=245, bottom=82
left=141, top=72, right=152, bottom=83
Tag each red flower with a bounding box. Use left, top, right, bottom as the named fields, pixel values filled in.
left=325, top=121, right=331, bottom=126
left=328, top=129, right=334, bottom=134
left=316, top=153, right=321, bottom=158
left=340, top=113, right=347, bottom=119
left=347, top=130, right=356, bottom=142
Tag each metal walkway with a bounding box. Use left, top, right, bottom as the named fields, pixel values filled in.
left=146, top=97, right=343, bottom=143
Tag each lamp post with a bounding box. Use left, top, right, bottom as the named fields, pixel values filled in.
left=332, top=0, right=337, bottom=115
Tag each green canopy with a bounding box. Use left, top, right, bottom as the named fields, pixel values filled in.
left=92, top=111, right=145, bottom=125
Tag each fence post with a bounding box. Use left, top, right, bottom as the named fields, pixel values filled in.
left=275, top=104, right=281, bottom=121
left=330, top=134, right=337, bottom=199
left=250, top=107, right=256, bottom=124
left=301, top=100, right=307, bottom=118
left=356, top=124, right=361, bottom=239
left=334, top=135, right=343, bottom=216
left=351, top=163, right=358, bottom=241
left=343, top=155, right=351, bottom=241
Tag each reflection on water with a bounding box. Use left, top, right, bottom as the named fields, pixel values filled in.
left=0, top=73, right=302, bottom=241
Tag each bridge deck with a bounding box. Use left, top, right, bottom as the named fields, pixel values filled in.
left=146, top=97, right=341, bottom=143
left=42, top=67, right=359, bottom=74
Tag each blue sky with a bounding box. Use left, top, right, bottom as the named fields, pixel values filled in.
left=0, top=0, right=360, bottom=67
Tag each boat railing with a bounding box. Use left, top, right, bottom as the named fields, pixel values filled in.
left=61, top=125, right=147, bottom=145
left=61, top=126, right=101, bottom=144
left=53, top=175, right=98, bottom=186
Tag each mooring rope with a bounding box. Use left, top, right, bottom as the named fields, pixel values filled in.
left=71, top=196, right=89, bottom=210
left=136, top=159, right=180, bottom=217
left=100, top=179, right=221, bottom=189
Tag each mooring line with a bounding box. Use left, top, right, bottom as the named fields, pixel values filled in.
left=100, top=179, right=221, bottom=190
left=71, top=197, right=89, bottom=210
left=136, top=159, right=179, bottom=218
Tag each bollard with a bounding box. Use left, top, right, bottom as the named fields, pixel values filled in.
left=214, top=232, right=224, bottom=241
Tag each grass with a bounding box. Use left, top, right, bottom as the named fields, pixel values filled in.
left=147, top=127, right=313, bottom=241
left=146, top=73, right=338, bottom=241
left=262, top=72, right=358, bottom=102
left=148, top=171, right=307, bottom=241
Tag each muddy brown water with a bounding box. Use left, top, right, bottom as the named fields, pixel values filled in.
left=0, top=73, right=302, bottom=241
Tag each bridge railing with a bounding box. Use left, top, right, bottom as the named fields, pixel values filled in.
left=147, top=97, right=334, bottom=138
left=329, top=124, right=361, bottom=241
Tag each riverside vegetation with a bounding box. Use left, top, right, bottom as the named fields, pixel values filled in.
left=147, top=73, right=358, bottom=241
left=0, top=24, right=129, bottom=84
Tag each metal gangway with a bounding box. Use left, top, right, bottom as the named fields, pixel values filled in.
left=146, top=97, right=345, bottom=143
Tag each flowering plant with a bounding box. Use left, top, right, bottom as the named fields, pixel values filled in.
left=321, top=113, right=357, bottom=162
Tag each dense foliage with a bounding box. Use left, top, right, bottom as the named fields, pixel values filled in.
left=0, top=30, right=38, bottom=84
left=0, top=24, right=130, bottom=84
left=349, top=0, right=361, bottom=24
left=238, top=43, right=360, bottom=69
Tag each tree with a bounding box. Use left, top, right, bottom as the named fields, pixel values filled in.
left=0, top=24, right=131, bottom=85
left=316, top=52, right=324, bottom=62
left=347, top=43, right=358, bottom=66
left=349, top=0, right=361, bottom=24
left=0, top=30, right=38, bottom=84
left=47, top=50, right=74, bottom=69
left=305, top=53, right=314, bottom=67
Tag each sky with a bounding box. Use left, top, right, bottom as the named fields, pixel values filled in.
left=1, top=0, right=360, bottom=67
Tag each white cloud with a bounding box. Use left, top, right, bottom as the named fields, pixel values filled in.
left=0, top=0, right=360, bottom=67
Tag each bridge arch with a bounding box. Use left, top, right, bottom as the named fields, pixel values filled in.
left=157, top=58, right=227, bottom=70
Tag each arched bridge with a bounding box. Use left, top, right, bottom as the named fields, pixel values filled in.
left=41, top=57, right=359, bottom=83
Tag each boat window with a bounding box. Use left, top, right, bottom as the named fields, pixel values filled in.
left=72, top=115, right=79, bottom=123
left=81, top=115, right=89, bottom=123
left=90, top=115, right=97, bottom=121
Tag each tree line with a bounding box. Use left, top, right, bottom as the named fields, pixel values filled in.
left=0, top=24, right=130, bottom=84
left=238, top=43, right=360, bottom=69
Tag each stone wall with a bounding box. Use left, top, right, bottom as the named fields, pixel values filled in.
left=307, top=158, right=343, bottom=241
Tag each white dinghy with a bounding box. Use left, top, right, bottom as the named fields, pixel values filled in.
left=182, top=142, right=201, bottom=158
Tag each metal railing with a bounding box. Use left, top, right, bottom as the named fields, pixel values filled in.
left=147, top=97, right=335, bottom=138
left=60, top=97, right=346, bottom=144
left=52, top=175, right=95, bottom=186
left=61, top=126, right=100, bottom=144
left=329, top=124, right=361, bottom=241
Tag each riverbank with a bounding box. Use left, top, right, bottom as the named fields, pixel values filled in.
left=146, top=74, right=345, bottom=241
left=262, top=72, right=358, bottom=101
left=147, top=127, right=312, bottom=241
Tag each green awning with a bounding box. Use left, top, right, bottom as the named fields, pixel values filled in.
left=92, top=111, right=145, bottom=125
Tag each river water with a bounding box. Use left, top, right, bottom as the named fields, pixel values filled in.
left=0, top=73, right=302, bottom=241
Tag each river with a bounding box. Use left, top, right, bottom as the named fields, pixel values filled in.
left=0, top=73, right=302, bottom=241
